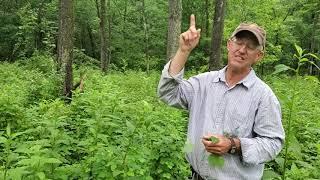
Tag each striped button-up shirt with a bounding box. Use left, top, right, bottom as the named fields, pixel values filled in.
left=157, top=62, right=285, bottom=180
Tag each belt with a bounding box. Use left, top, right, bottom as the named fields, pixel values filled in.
left=191, top=166, right=204, bottom=180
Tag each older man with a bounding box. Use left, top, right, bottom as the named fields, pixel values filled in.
left=157, top=15, right=285, bottom=180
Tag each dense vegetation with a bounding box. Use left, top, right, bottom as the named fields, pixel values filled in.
left=1, top=0, right=319, bottom=74
left=0, top=58, right=190, bottom=179
left=0, top=54, right=319, bottom=179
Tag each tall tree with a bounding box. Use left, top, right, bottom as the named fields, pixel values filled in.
left=140, top=0, right=150, bottom=73
left=95, top=0, right=108, bottom=72
left=309, top=12, right=318, bottom=75
left=209, top=0, right=226, bottom=71
left=203, top=0, right=210, bottom=37
left=57, top=0, right=74, bottom=100
left=122, top=0, right=128, bottom=40
left=107, top=0, right=112, bottom=66
left=167, top=0, right=182, bottom=60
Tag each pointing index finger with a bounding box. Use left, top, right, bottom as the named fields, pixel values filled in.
left=190, top=14, right=196, bottom=29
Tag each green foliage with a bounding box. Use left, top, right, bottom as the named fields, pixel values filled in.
left=18, top=53, right=55, bottom=73
left=13, top=1, right=57, bottom=58
left=207, top=137, right=225, bottom=168
left=1, top=51, right=320, bottom=178
left=209, top=136, right=219, bottom=144
left=266, top=45, right=320, bottom=179
left=262, top=169, right=281, bottom=180
left=0, top=62, right=190, bottom=179
left=0, top=60, right=60, bottom=130
left=1, top=0, right=320, bottom=73
left=73, top=49, right=100, bottom=68
left=208, top=154, right=224, bottom=168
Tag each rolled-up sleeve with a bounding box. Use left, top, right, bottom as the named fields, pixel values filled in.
left=157, top=61, right=200, bottom=109
left=239, top=92, right=285, bottom=165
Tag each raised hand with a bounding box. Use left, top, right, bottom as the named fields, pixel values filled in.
left=179, top=14, right=201, bottom=53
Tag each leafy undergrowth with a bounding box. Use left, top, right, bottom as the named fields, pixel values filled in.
left=0, top=61, right=319, bottom=179
left=263, top=75, right=320, bottom=180
left=0, top=62, right=190, bottom=179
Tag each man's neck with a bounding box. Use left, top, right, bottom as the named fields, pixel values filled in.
left=225, top=66, right=251, bottom=87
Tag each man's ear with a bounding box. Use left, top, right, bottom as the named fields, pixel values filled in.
left=254, top=51, right=264, bottom=64
left=227, top=39, right=232, bottom=50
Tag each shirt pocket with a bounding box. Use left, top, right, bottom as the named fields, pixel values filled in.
left=224, top=107, right=250, bottom=137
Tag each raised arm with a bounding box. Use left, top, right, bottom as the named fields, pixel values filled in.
left=169, top=14, right=201, bottom=75
left=158, top=14, right=202, bottom=109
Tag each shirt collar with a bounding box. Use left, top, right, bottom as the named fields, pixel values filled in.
left=212, top=66, right=257, bottom=89
left=212, top=66, right=227, bottom=83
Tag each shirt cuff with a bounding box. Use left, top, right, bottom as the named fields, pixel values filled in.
left=162, top=60, right=185, bottom=83
left=239, top=138, right=258, bottom=166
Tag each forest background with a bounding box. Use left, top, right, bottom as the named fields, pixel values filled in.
left=0, top=0, right=320, bottom=179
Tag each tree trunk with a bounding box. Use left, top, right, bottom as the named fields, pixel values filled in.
left=141, top=0, right=150, bottom=73
left=87, top=24, right=96, bottom=58
left=166, top=0, right=182, bottom=60
left=96, top=0, right=108, bottom=73
left=123, top=0, right=127, bottom=40
left=107, top=0, right=112, bottom=67
left=204, top=0, right=210, bottom=38
left=309, top=12, right=318, bottom=75
left=57, top=0, right=74, bottom=101
left=35, top=1, right=45, bottom=51
left=209, top=0, right=226, bottom=71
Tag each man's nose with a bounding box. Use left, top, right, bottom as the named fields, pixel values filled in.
left=238, top=45, right=247, bottom=53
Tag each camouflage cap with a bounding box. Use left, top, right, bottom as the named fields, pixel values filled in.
left=231, top=23, right=266, bottom=50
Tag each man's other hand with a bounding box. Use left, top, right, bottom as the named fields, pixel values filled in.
left=202, top=134, right=232, bottom=155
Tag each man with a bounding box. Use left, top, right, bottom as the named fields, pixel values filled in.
left=157, top=14, right=285, bottom=180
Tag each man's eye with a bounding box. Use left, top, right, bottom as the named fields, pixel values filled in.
left=236, top=42, right=244, bottom=46
left=248, top=46, right=255, bottom=50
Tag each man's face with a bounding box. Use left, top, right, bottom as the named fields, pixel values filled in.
left=227, top=32, right=263, bottom=72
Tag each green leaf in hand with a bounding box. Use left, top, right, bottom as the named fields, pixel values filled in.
left=209, top=136, right=219, bottom=144
left=206, top=136, right=224, bottom=167
left=208, top=154, right=224, bottom=168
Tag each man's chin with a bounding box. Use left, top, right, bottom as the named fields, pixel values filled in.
left=227, top=63, right=250, bottom=72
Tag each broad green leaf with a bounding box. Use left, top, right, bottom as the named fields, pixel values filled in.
left=112, top=169, right=122, bottom=177
left=275, top=157, right=284, bottom=168
left=262, top=170, right=280, bottom=180
left=288, top=135, right=302, bottom=159
left=126, top=120, right=135, bottom=133
left=208, top=154, right=224, bottom=168
left=307, top=53, right=320, bottom=60
left=299, top=58, right=309, bottom=63
left=44, top=158, right=62, bottom=164
left=294, top=44, right=303, bottom=57
left=142, top=100, right=152, bottom=111
left=296, top=160, right=314, bottom=169
left=6, top=123, right=11, bottom=137
left=17, top=159, right=34, bottom=166
left=7, top=153, right=20, bottom=164
left=209, top=136, right=219, bottom=144
left=163, top=173, right=171, bottom=179
left=36, top=172, right=46, bottom=180
left=316, top=144, right=320, bottom=154
left=309, top=61, right=320, bottom=70
left=272, top=64, right=294, bottom=75
left=0, top=136, right=7, bottom=144
left=7, top=167, right=28, bottom=180
left=12, top=131, right=27, bottom=139
left=290, top=163, right=298, bottom=171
